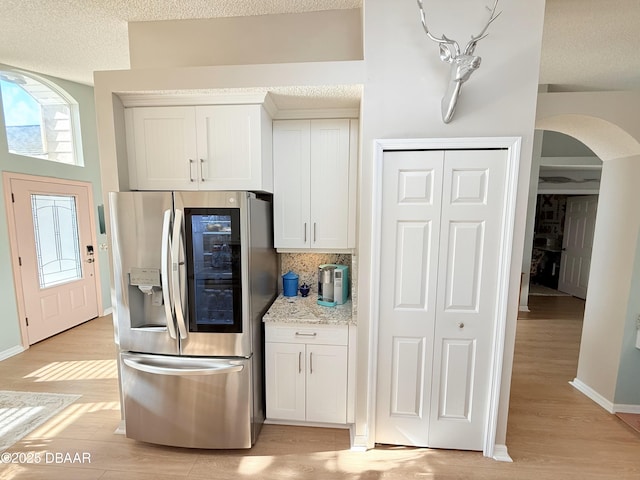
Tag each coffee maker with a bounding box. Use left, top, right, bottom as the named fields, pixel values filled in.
left=317, top=264, right=349, bottom=307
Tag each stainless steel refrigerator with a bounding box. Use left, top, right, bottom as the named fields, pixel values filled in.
left=109, top=191, right=277, bottom=449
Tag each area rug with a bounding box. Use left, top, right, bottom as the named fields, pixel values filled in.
left=0, top=390, right=81, bottom=452
left=529, top=284, right=570, bottom=296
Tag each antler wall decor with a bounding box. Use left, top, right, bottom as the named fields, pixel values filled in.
left=417, top=0, right=501, bottom=123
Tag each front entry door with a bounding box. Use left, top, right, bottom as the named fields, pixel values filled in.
left=7, top=175, right=99, bottom=344
left=558, top=195, right=598, bottom=299
left=375, top=149, right=508, bottom=451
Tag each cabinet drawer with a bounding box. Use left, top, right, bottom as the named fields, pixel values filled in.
left=265, top=324, right=348, bottom=346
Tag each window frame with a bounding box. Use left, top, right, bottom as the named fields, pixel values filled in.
left=0, top=68, right=84, bottom=167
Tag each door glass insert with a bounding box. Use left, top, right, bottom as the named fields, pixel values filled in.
left=185, top=208, right=242, bottom=333
left=30, top=194, right=82, bottom=288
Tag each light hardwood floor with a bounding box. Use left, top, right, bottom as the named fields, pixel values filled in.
left=1, top=296, right=638, bottom=479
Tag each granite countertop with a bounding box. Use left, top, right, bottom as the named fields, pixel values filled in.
left=263, top=294, right=354, bottom=326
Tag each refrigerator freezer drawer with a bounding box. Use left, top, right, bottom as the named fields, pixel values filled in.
left=120, top=352, right=255, bottom=449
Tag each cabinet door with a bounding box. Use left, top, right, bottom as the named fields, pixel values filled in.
left=128, top=107, right=198, bottom=190
left=273, top=120, right=311, bottom=248
left=309, top=120, right=351, bottom=249
left=306, top=344, right=348, bottom=424
left=265, top=342, right=306, bottom=421
left=196, top=105, right=264, bottom=191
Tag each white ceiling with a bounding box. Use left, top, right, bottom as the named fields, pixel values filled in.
left=0, top=0, right=638, bottom=92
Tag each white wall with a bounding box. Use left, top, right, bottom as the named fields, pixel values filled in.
left=519, top=130, right=543, bottom=311
left=615, top=229, right=640, bottom=406
left=576, top=156, right=640, bottom=401
left=128, top=9, right=363, bottom=69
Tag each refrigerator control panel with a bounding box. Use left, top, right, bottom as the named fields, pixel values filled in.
left=129, top=267, right=161, bottom=287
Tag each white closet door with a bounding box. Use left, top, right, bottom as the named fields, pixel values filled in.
left=375, top=148, right=509, bottom=451
left=428, top=149, right=508, bottom=450
left=375, top=150, right=444, bottom=446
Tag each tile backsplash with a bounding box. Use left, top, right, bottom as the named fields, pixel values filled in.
left=279, top=253, right=352, bottom=294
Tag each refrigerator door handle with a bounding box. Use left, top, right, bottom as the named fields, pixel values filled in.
left=161, top=209, right=177, bottom=340
left=122, top=357, right=244, bottom=376
left=171, top=208, right=188, bottom=339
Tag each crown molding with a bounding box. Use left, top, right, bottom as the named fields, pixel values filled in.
left=115, top=92, right=360, bottom=120
left=273, top=108, right=359, bottom=120
left=117, top=92, right=271, bottom=108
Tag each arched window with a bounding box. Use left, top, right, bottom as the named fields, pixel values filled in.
left=0, top=70, right=84, bottom=166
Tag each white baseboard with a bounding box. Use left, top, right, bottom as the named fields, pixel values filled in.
left=114, top=420, right=126, bottom=435
left=264, top=419, right=348, bottom=429
left=613, top=404, right=640, bottom=414
left=492, top=444, right=513, bottom=462
left=102, top=307, right=113, bottom=317
left=0, top=345, right=25, bottom=361
left=518, top=306, right=530, bottom=312
left=570, top=378, right=614, bottom=413
left=350, top=432, right=370, bottom=452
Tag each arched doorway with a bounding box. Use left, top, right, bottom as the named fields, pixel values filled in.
left=524, top=113, right=640, bottom=410
left=521, top=130, right=602, bottom=303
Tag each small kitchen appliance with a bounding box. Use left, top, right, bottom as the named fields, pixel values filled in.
left=317, top=264, right=349, bottom=307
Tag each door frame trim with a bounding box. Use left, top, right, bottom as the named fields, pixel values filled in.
left=2, top=172, right=103, bottom=349
left=368, top=137, right=522, bottom=458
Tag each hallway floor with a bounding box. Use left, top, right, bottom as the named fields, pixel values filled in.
left=0, top=296, right=638, bottom=479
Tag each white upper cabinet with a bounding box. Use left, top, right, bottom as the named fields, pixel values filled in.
left=273, top=119, right=357, bottom=250
left=126, top=106, right=198, bottom=190
left=126, top=105, right=273, bottom=192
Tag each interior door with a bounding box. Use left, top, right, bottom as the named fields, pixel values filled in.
left=375, top=150, right=444, bottom=446
left=558, top=195, right=598, bottom=299
left=375, top=148, right=508, bottom=451
left=428, top=149, right=508, bottom=450
left=8, top=176, right=99, bottom=344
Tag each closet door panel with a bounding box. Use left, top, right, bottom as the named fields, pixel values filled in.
left=429, top=149, right=508, bottom=451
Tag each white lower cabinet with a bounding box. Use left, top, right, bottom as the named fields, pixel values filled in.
left=265, top=324, right=348, bottom=424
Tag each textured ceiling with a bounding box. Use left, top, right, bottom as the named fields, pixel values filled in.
left=0, top=0, right=638, bottom=94
left=539, top=0, right=640, bottom=91
left=0, top=0, right=361, bottom=86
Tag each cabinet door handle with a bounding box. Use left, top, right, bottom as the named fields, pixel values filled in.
left=200, top=158, right=205, bottom=182
left=298, top=351, right=302, bottom=374
left=189, top=159, right=195, bottom=182
left=304, top=223, right=307, bottom=243
left=309, top=352, right=313, bottom=374
left=295, top=332, right=317, bottom=337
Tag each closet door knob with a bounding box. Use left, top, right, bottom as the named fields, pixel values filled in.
left=457, top=322, right=465, bottom=329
